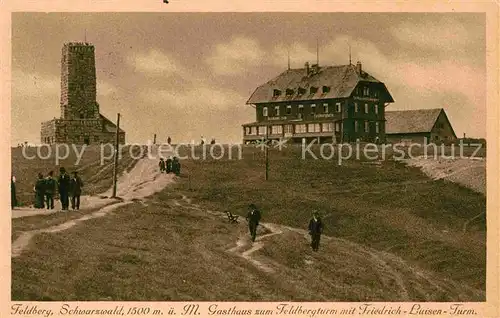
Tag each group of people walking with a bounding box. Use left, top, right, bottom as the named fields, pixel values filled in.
left=33, top=167, right=83, bottom=211
left=159, top=157, right=181, bottom=176
left=245, top=204, right=324, bottom=251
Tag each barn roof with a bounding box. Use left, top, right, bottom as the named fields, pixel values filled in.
left=385, top=108, right=443, bottom=134
left=100, top=114, right=125, bottom=133
left=246, top=63, right=394, bottom=104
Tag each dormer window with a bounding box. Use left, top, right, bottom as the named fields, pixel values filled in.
left=273, top=89, right=282, bottom=97
left=310, top=86, right=318, bottom=94
left=297, top=87, right=306, bottom=95
left=322, top=86, right=330, bottom=94
left=286, top=88, right=295, bottom=96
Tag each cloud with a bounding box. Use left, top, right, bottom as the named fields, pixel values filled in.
left=126, top=49, right=188, bottom=78
left=12, top=69, right=59, bottom=97
left=390, top=16, right=473, bottom=51
left=206, top=37, right=266, bottom=76
left=97, top=80, right=117, bottom=97
left=141, top=86, right=245, bottom=113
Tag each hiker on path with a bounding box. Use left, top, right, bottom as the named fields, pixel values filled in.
left=167, top=136, right=172, bottom=145
left=246, top=203, right=261, bottom=242
left=58, top=167, right=70, bottom=210
left=159, top=158, right=166, bottom=173
left=166, top=156, right=173, bottom=174
left=45, top=171, right=57, bottom=210
left=210, top=138, right=216, bottom=145
left=308, top=211, right=323, bottom=252
left=69, top=171, right=84, bottom=210
left=34, top=173, right=46, bottom=209
left=172, top=157, right=181, bottom=176
left=11, top=175, right=17, bottom=209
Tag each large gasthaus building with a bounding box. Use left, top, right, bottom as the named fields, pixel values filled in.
left=243, top=61, right=394, bottom=144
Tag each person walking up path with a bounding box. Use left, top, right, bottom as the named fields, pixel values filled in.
left=45, top=171, right=57, bottom=210
left=70, top=171, right=84, bottom=210
left=58, top=167, right=70, bottom=210
left=246, top=203, right=262, bottom=242
left=308, top=211, right=323, bottom=252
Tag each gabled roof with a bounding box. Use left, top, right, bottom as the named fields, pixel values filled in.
left=100, top=114, right=125, bottom=133
left=385, top=108, right=443, bottom=134
left=246, top=64, right=394, bottom=104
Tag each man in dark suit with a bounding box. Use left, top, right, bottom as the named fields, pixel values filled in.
left=69, top=171, right=84, bottom=210
left=308, top=211, right=323, bottom=252
left=45, top=171, right=57, bottom=209
left=246, top=203, right=262, bottom=242
left=58, top=167, right=71, bottom=210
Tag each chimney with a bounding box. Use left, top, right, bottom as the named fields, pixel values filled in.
left=305, top=62, right=310, bottom=76
left=356, top=61, right=362, bottom=74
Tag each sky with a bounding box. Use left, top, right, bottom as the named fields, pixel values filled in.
left=11, top=12, right=486, bottom=145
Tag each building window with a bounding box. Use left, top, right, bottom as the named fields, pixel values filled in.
left=374, top=90, right=379, bottom=98
left=355, top=103, right=359, bottom=113
left=364, top=121, right=369, bottom=132
left=286, top=105, right=292, bottom=115
left=322, top=86, right=330, bottom=93
left=250, top=127, right=257, bottom=135
left=375, top=122, right=380, bottom=133
left=258, top=126, right=267, bottom=135
left=295, top=124, right=307, bottom=133
left=311, top=104, right=316, bottom=114
left=323, top=103, right=329, bottom=113
left=335, top=122, right=341, bottom=132
left=375, top=104, right=379, bottom=114
left=322, top=123, right=334, bottom=132
left=336, top=102, right=341, bottom=112
left=310, top=87, right=318, bottom=94
left=271, top=125, right=283, bottom=134
left=273, top=89, right=281, bottom=97
left=275, top=106, right=280, bottom=116
left=307, top=123, right=321, bottom=133
left=355, top=120, right=359, bottom=133
left=263, top=107, right=268, bottom=117
left=363, top=87, right=370, bottom=96
left=297, top=87, right=306, bottom=95
left=298, top=105, right=304, bottom=118
left=284, top=125, right=293, bottom=134
left=286, top=88, right=294, bottom=96
left=80, top=113, right=84, bottom=119
left=364, top=103, right=369, bottom=113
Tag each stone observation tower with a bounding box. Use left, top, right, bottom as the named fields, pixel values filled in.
left=40, top=42, right=125, bottom=145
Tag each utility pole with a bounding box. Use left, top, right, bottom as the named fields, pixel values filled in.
left=111, top=113, right=120, bottom=198
left=265, top=125, right=269, bottom=181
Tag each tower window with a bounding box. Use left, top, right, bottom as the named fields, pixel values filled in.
left=80, top=113, right=84, bottom=119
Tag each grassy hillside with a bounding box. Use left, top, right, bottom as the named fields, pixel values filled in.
left=11, top=145, right=144, bottom=206
left=11, top=145, right=486, bottom=301
left=177, top=145, right=486, bottom=290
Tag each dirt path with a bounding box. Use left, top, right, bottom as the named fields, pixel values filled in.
left=170, top=195, right=485, bottom=301
left=403, top=157, right=486, bottom=194
left=12, top=146, right=175, bottom=258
